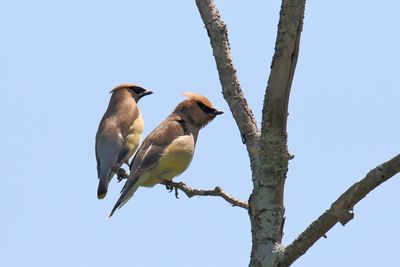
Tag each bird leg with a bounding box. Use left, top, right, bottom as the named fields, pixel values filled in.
left=116, top=168, right=128, bottom=182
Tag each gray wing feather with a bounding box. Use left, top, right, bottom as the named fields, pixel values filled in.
left=96, top=132, right=124, bottom=198
left=110, top=117, right=184, bottom=216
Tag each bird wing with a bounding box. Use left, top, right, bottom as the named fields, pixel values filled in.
left=96, top=126, right=124, bottom=178
left=110, top=117, right=185, bottom=216
left=96, top=127, right=124, bottom=198
left=96, top=101, right=135, bottom=178
left=95, top=131, right=102, bottom=178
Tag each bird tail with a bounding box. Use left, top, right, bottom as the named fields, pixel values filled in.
left=97, top=170, right=114, bottom=199
left=109, top=175, right=147, bottom=217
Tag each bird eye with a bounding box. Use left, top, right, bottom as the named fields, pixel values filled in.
left=131, top=87, right=144, bottom=94
left=197, top=102, right=214, bottom=114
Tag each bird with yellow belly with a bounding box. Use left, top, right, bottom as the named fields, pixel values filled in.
left=95, top=83, right=152, bottom=199
left=110, top=92, right=223, bottom=216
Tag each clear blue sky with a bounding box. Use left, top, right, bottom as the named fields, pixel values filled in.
left=1, top=1, right=399, bottom=266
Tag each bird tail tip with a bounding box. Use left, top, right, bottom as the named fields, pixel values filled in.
left=109, top=205, right=119, bottom=218
left=97, top=179, right=109, bottom=199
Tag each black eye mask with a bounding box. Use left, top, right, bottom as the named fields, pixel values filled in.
left=197, top=102, right=216, bottom=114
left=132, top=87, right=145, bottom=95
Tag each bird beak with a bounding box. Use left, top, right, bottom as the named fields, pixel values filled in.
left=213, top=109, right=224, bottom=115
left=141, top=90, right=153, bottom=97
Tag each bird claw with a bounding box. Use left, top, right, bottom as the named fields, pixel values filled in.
left=163, top=181, right=181, bottom=199
left=174, top=187, right=179, bottom=199
left=164, top=181, right=174, bottom=192
left=116, top=168, right=128, bottom=182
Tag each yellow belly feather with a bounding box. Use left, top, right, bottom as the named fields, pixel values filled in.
left=141, top=135, right=195, bottom=187
left=123, top=114, right=144, bottom=161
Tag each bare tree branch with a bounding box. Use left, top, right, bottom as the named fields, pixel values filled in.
left=282, top=153, right=400, bottom=266
left=261, top=1, right=305, bottom=136
left=248, top=1, right=306, bottom=266
left=195, top=0, right=259, bottom=165
left=162, top=180, right=249, bottom=210
left=117, top=172, right=248, bottom=209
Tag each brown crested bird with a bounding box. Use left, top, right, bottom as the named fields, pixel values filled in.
left=109, top=92, right=223, bottom=216
left=95, top=83, right=152, bottom=199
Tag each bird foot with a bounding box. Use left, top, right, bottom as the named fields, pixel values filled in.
left=163, top=180, right=184, bottom=199
left=116, top=168, right=128, bottom=182
left=164, top=180, right=174, bottom=192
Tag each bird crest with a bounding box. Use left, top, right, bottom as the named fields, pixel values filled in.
left=109, top=83, right=137, bottom=94
left=183, top=92, right=213, bottom=108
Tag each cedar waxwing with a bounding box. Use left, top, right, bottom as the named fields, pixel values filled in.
left=95, top=83, right=153, bottom=199
left=109, top=92, right=223, bottom=216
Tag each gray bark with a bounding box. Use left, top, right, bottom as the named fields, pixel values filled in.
left=195, top=0, right=259, bottom=171
left=248, top=0, right=305, bottom=266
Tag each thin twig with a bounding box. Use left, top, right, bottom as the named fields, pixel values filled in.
left=161, top=180, right=249, bottom=210
left=282, top=153, right=400, bottom=266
